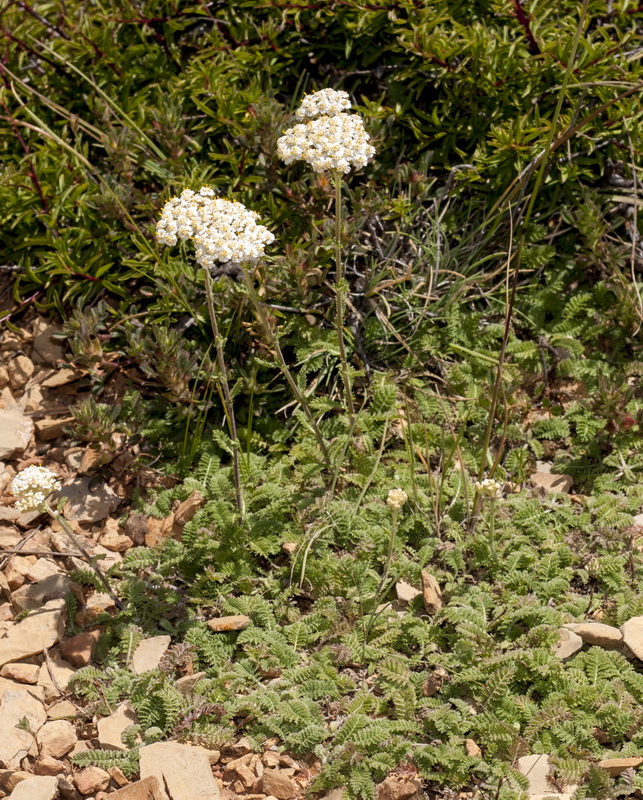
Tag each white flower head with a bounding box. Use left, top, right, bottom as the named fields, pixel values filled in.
left=277, top=113, right=375, bottom=174
left=474, top=478, right=503, bottom=501
left=295, top=89, right=351, bottom=120
left=156, top=187, right=275, bottom=266
left=387, top=488, right=408, bottom=511
left=11, top=465, right=61, bottom=513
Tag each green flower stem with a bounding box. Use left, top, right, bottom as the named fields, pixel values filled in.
left=333, top=170, right=355, bottom=422
left=43, top=502, right=123, bottom=610
left=203, top=266, right=244, bottom=517
left=240, top=265, right=330, bottom=469
left=487, top=501, right=498, bottom=561
left=377, top=508, right=399, bottom=596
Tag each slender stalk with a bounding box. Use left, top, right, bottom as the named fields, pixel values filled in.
left=240, top=265, right=330, bottom=468
left=333, top=171, right=355, bottom=421
left=377, top=509, right=399, bottom=596
left=44, top=503, right=123, bottom=610
left=203, top=267, right=244, bottom=516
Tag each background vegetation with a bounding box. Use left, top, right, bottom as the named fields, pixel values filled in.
left=3, top=1, right=643, bottom=799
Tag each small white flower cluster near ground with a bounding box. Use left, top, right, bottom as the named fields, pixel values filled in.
left=295, top=88, right=351, bottom=120
left=474, top=477, right=503, bottom=501
left=156, top=187, right=274, bottom=266
left=277, top=89, right=375, bottom=174
left=387, top=488, right=408, bottom=511
left=11, top=465, right=61, bottom=513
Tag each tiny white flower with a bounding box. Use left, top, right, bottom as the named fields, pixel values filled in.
left=387, top=488, right=408, bottom=511
left=277, top=113, right=375, bottom=174
left=474, top=478, right=503, bottom=501
left=295, top=89, right=351, bottom=120
left=156, top=190, right=274, bottom=266
left=11, top=466, right=61, bottom=513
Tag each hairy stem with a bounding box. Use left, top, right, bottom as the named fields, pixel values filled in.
left=240, top=265, right=330, bottom=468
left=333, top=171, right=355, bottom=421
left=203, top=266, right=244, bottom=516
left=44, top=503, right=123, bottom=609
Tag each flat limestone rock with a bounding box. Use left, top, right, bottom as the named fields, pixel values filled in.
left=621, top=616, right=643, bottom=660
left=598, top=757, right=643, bottom=776
left=97, top=702, right=139, bottom=751
left=567, top=622, right=623, bottom=650
left=32, top=318, right=64, bottom=365
left=553, top=628, right=583, bottom=661
left=0, top=676, right=44, bottom=703
left=108, top=776, right=170, bottom=800
left=0, top=599, right=66, bottom=667
left=0, top=688, right=47, bottom=768
left=131, top=635, right=171, bottom=675
left=517, top=754, right=578, bottom=799
left=36, top=719, right=77, bottom=758
left=175, top=671, right=207, bottom=695
left=59, top=477, right=121, bottom=524
left=139, top=742, right=220, bottom=800
left=6, top=774, right=58, bottom=800
left=529, top=472, right=574, bottom=494
left=0, top=405, right=33, bottom=460
left=207, top=615, right=251, bottom=632
left=420, top=570, right=443, bottom=614
left=37, top=656, right=76, bottom=701
left=395, top=580, right=421, bottom=605
left=11, top=573, right=72, bottom=613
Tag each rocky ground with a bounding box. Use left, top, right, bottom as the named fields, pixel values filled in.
left=0, top=315, right=337, bottom=800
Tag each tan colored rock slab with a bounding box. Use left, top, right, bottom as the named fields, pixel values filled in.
left=567, top=622, right=622, bottom=650
left=0, top=688, right=46, bottom=768
left=108, top=776, right=170, bottom=800
left=75, top=765, right=111, bottom=795
left=6, top=774, right=58, bottom=800
left=0, top=663, right=39, bottom=684
left=262, top=769, right=295, bottom=800
left=59, top=629, right=100, bottom=667
left=37, top=656, right=76, bottom=701
left=207, top=615, right=251, bottom=632
left=36, top=719, right=77, bottom=758
left=0, top=405, right=33, bottom=460
left=553, top=628, right=583, bottom=661
left=598, top=757, right=643, bottom=776
left=0, top=599, right=66, bottom=667
left=175, top=671, right=207, bottom=695
left=420, top=570, right=443, bottom=614
left=621, top=616, right=643, bottom=660
left=32, top=318, right=64, bottom=365
left=34, top=753, right=66, bottom=775
left=0, top=676, right=44, bottom=703
left=139, top=741, right=220, bottom=800
left=529, top=472, right=573, bottom=494
left=47, top=699, right=78, bottom=719
left=97, top=702, right=139, bottom=751
left=8, top=356, right=34, bottom=391
left=395, top=580, right=421, bottom=605
left=516, top=754, right=577, bottom=799
left=131, top=635, right=171, bottom=674
left=11, top=573, right=71, bottom=613
left=41, top=368, right=79, bottom=388
left=59, top=477, right=121, bottom=524
left=465, top=739, right=482, bottom=758
left=34, top=416, right=74, bottom=442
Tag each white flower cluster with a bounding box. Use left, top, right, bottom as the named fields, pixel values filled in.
left=156, top=187, right=274, bottom=266
left=387, top=488, right=408, bottom=511
left=474, top=478, right=503, bottom=501
left=295, top=89, right=351, bottom=120
left=11, top=465, right=61, bottom=513
left=277, top=90, right=375, bottom=174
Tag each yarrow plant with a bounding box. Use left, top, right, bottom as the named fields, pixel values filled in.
left=11, top=465, right=61, bottom=512
left=11, top=466, right=122, bottom=607
left=277, top=89, right=376, bottom=421
left=474, top=477, right=503, bottom=501
left=295, top=88, right=351, bottom=120
left=386, top=488, right=408, bottom=511
left=156, top=186, right=329, bottom=487
left=156, top=187, right=274, bottom=266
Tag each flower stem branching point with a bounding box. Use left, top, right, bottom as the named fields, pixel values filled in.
left=11, top=466, right=123, bottom=609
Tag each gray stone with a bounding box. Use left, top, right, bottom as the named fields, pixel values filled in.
left=516, top=754, right=578, bottom=799
left=58, top=477, right=121, bottom=524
